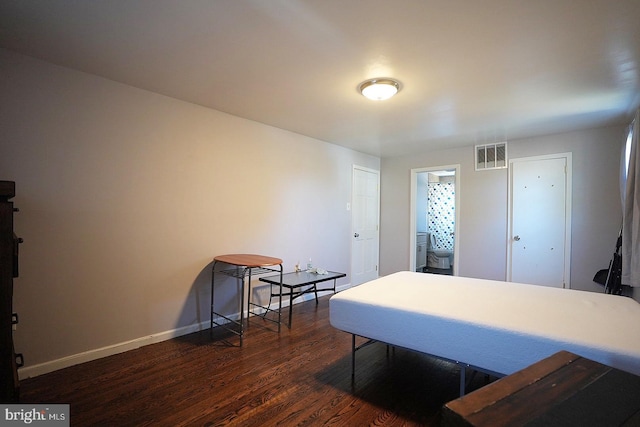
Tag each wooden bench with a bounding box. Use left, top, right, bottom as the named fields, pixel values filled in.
left=442, top=351, right=640, bottom=426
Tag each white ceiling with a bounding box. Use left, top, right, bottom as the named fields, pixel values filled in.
left=1, top=0, right=639, bottom=157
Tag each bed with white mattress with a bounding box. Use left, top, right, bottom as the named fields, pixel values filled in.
left=329, top=271, right=640, bottom=389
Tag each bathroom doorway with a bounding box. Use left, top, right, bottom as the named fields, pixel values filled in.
left=410, top=165, right=460, bottom=275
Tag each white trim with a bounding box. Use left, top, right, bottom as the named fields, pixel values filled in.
left=410, top=164, right=461, bottom=275
left=18, top=322, right=205, bottom=380
left=507, top=153, right=572, bottom=287
left=18, top=283, right=350, bottom=379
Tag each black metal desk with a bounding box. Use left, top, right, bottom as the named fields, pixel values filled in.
left=211, top=254, right=283, bottom=345
left=259, top=270, right=346, bottom=327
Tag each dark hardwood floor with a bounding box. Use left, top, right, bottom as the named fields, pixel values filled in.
left=20, top=296, right=488, bottom=426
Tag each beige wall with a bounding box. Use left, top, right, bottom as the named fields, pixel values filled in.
left=2, top=47, right=634, bottom=377
left=0, top=49, right=379, bottom=375
left=381, top=125, right=628, bottom=296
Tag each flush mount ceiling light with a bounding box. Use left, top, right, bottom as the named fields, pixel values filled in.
left=358, top=78, right=401, bottom=101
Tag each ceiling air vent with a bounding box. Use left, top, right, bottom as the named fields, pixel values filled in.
left=475, top=142, right=507, bottom=171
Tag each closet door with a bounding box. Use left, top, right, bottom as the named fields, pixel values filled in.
left=508, top=155, right=571, bottom=288
left=351, top=166, right=380, bottom=286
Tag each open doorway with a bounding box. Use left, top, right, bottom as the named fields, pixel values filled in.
left=410, top=165, right=460, bottom=275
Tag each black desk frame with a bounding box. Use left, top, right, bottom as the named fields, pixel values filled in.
left=259, top=271, right=346, bottom=327
left=211, top=261, right=283, bottom=345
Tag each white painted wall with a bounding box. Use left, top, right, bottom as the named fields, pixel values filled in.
left=2, top=46, right=633, bottom=377
left=0, top=49, right=379, bottom=374
left=415, top=174, right=428, bottom=233
left=381, top=126, right=627, bottom=296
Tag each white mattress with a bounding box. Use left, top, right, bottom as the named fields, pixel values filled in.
left=329, top=271, right=640, bottom=376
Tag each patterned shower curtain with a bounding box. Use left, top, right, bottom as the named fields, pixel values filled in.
left=427, top=180, right=455, bottom=250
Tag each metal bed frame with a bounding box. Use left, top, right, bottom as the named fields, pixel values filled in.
left=350, top=334, right=504, bottom=396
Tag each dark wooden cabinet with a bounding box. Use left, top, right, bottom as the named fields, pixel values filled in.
left=1, top=181, right=21, bottom=403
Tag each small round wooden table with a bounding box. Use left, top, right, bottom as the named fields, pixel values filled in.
left=210, top=254, right=283, bottom=345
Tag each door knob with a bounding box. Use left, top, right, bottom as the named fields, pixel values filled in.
left=354, top=233, right=360, bottom=238
left=514, top=235, right=521, bottom=241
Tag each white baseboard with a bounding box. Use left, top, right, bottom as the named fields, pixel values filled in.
left=18, top=320, right=209, bottom=380
left=18, top=282, right=350, bottom=380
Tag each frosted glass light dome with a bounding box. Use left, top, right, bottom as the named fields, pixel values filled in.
left=359, top=78, right=400, bottom=101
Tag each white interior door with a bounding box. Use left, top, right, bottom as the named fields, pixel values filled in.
left=508, top=154, right=572, bottom=287
left=351, top=166, right=380, bottom=286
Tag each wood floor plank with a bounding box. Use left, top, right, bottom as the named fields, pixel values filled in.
left=19, top=296, right=487, bottom=426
